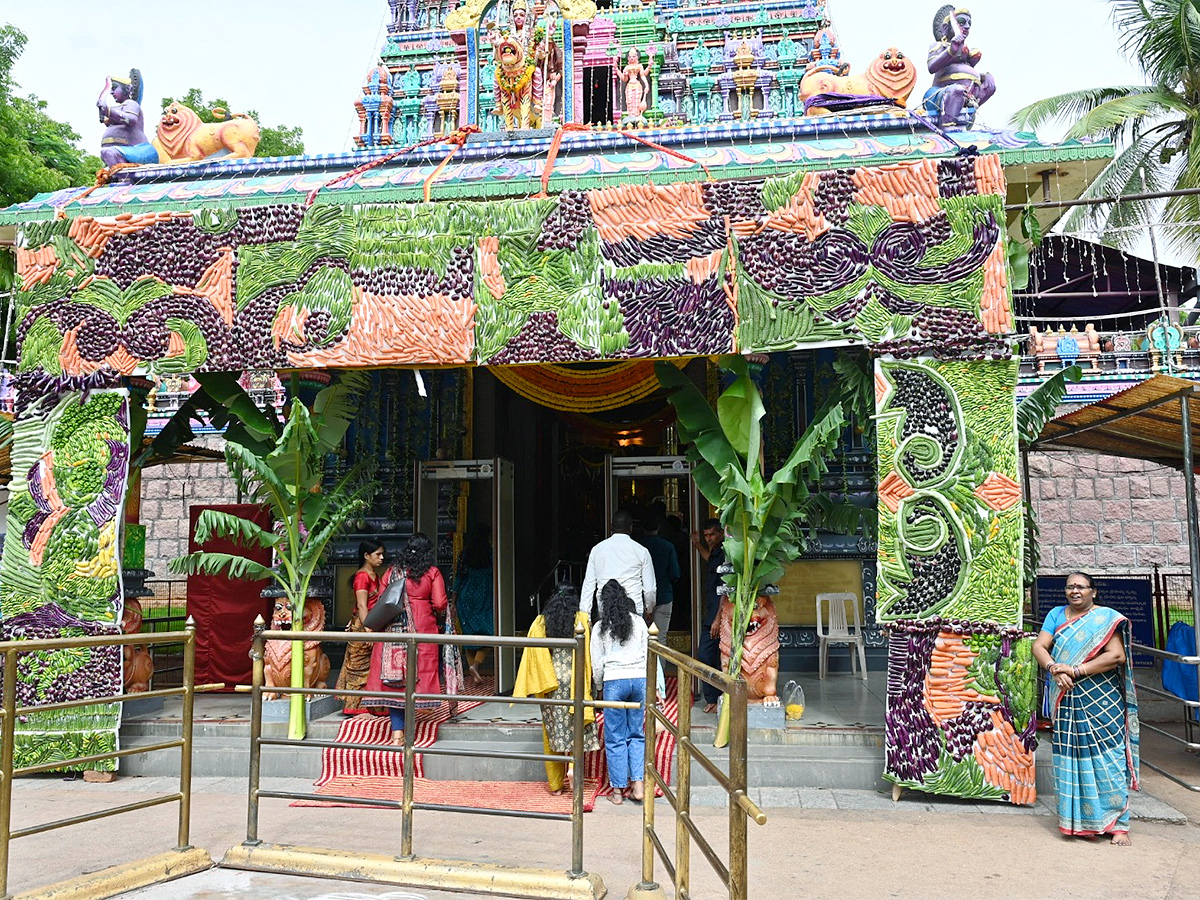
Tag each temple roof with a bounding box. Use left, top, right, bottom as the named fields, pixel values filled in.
left=0, top=117, right=1110, bottom=226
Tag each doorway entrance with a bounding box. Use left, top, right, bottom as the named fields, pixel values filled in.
left=583, top=66, right=613, bottom=125
left=415, top=458, right=516, bottom=691
left=604, top=455, right=704, bottom=653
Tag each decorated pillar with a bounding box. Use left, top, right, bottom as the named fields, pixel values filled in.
left=0, top=378, right=132, bottom=771
left=874, top=358, right=1034, bottom=803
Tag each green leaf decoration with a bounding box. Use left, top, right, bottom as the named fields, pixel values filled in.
left=1017, top=365, right=1083, bottom=446
left=169, top=551, right=276, bottom=582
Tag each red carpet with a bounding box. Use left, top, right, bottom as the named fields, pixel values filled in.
left=297, top=679, right=679, bottom=813
left=315, top=678, right=493, bottom=783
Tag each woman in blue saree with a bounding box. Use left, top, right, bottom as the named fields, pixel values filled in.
left=1033, top=572, right=1139, bottom=845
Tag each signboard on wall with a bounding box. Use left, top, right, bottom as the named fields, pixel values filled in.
left=1036, top=575, right=1155, bottom=668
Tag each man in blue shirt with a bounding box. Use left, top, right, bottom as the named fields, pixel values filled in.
left=693, top=518, right=725, bottom=713
left=638, top=514, right=681, bottom=634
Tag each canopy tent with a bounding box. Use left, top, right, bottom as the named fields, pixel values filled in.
left=1030, top=374, right=1200, bottom=470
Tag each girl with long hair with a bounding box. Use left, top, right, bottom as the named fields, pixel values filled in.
left=591, top=579, right=648, bottom=804
left=513, top=581, right=600, bottom=794
left=363, top=533, right=461, bottom=745
left=334, top=539, right=386, bottom=715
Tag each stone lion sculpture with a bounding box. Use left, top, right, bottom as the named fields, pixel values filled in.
left=153, top=102, right=261, bottom=163
left=716, top=593, right=781, bottom=705
left=121, top=598, right=154, bottom=694
left=263, top=598, right=331, bottom=700
left=799, top=47, right=919, bottom=114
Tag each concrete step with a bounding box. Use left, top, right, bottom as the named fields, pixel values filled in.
left=421, top=739, right=549, bottom=782
left=686, top=742, right=888, bottom=791
left=119, top=735, right=325, bottom=780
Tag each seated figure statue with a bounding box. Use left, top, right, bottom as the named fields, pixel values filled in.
left=922, top=5, right=995, bottom=127
left=97, top=70, right=160, bottom=166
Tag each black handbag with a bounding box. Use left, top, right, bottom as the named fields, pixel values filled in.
left=364, top=568, right=407, bottom=632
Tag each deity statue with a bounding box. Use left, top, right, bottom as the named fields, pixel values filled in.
left=97, top=69, right=160, bottom=167
left=620, top=48, right=650, bottom=126
left=495, top=34, right=536, bottom=130
left=532, top=24, right=564, bottom=128
left=263, top=599, right=331, bottom=700
left=716, top=593, right=781, bottom=705
left=922, top=5, right=995, bottom=127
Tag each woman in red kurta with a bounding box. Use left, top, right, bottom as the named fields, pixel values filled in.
left=335, top=539, right=387, bottom=714
left=363, top=533, right=449, bottom=745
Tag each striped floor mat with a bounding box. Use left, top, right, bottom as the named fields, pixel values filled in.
left=297, top=679, right=679, bottom=812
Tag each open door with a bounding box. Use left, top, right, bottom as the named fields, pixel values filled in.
left=603, top=455, right=703, bottom=653
left=415, top=459, right=516, bottom=691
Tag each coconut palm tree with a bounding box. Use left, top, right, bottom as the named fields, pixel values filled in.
left=1011, top=0, right=1200, bottom=257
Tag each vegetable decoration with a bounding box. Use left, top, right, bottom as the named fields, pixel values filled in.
left=9, top=156, right=1009, bottom=378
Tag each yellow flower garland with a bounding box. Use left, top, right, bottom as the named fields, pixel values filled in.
left=490, top=360, right=686, bottom=412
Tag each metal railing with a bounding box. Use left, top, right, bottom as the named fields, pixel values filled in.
left=1131, top=640, right=1200, bottom=792
left=632, top=637, right=766, bottom=900
left=236, top=619, right=636, bottom=892
left=0, top=621, right=221, bottom=899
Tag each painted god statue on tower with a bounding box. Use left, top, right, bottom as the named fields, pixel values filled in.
left=620, top=48, right=650, bottom=126
left=922, top=5, right=995, bottom=127
left=97, top=69, right=159, bottom=166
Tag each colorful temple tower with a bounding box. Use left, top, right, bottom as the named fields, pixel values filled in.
left=353, top=0, right=842, bottom=143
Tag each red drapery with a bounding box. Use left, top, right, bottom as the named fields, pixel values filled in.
left=187, top=504, right=273, bottom=690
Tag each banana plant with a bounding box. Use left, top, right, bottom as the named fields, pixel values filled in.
left=657, top=355, right=869, bottom=746
left=170, top=372, right=377, bottom=739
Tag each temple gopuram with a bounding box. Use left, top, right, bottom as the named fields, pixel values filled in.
left=0, top=0, right=1117, bottom=806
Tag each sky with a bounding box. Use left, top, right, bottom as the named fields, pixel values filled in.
left=5, top=0, right=1145, bottom=156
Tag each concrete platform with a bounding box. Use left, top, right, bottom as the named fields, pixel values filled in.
left=118, top=672, right=892, bottom=787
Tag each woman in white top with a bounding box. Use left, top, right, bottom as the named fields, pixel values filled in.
left=591, top=579, right=648, bottom=804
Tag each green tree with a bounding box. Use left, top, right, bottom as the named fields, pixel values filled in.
left=162, top=88, right=305, bottom=157
left=0, top=25, right=100, bottom=207
left=1011, top=0, right=1200, bottom=256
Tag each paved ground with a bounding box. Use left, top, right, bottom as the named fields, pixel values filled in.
left=6, top=753, right=1200, bottom=900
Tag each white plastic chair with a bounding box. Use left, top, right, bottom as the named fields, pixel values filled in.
left=816, top=592, right=868, bottom=682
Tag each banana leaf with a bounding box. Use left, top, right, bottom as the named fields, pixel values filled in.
left=1017, top=365, right=1083, bottom=446
left=169, top=551, right=276, bottom=583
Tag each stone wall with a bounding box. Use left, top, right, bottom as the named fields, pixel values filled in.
left=139, top=436, right=240, bottom=580
left=1026, top=451, right=1192, bottom=575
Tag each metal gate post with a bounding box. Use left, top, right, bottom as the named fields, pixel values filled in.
left=570, top=623, right=586, bottom=877
left=245, top=616, right=266, bottom=846
left=0, top=650, right=18, bottom=900
left=400, top=638, right=417, bottom=860
left=176, top=619, right=197, bottom=850
left=674, top=666, right=692, bottom=898
left=728, top=681, right=749, bottom=900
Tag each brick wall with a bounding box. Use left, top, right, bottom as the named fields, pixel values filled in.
left=139, top=435, right=240, bottom=579
left=1026, top=451, right=1193, bottom=574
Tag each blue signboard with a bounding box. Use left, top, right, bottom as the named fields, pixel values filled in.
left=1036, top=575, right=1155, bottom=668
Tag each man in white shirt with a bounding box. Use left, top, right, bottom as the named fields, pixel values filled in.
left=580, top=510, right=657, bottom=619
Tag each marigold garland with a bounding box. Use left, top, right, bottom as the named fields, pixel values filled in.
left=490, top=360, right=684, bottom=412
